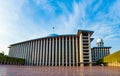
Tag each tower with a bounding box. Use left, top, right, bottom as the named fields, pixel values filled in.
left=97, top=38, right=104, bottom=47
left=91, top=38, right=111, bottom=63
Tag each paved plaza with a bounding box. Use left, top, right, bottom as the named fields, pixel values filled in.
left=0, top=65, right=120, bottom=76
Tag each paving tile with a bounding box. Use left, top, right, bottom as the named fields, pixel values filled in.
left=0, top=65, right=120, bottom=76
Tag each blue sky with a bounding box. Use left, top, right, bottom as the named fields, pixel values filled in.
left=0, top=0, right=120, bottom=54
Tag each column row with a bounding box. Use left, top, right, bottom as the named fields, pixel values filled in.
left=9, top=36, right=81, bottom=66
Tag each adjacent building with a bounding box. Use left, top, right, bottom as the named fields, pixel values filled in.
left=9, top=30, right=94, bottom=66
left=91, top=38, right=111, bottom=62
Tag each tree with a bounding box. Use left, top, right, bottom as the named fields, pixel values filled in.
left=0, top=51, right=4, bottom=56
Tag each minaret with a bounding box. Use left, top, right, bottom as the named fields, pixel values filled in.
left=97, top=38, right=104, bottom=47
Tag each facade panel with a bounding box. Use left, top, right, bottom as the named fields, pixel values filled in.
left=9, top=30, right=94, bottom=66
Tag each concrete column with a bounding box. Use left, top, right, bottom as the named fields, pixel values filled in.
left=25, top=43, right=28, bottom=65
left=19, top=44, right=21, bottom=58
left=29, top=42, right=33, bottom=65
left=11, top=46, right=14, bottom=57
left=107, top=48, right=110, bottom=54
left=33, top=41, right=36, bottom=65
left=102, top=48, right=104, bottom=57
left=104, top=48, right=105, bottom=56
left=27, top=42, right=30, bottom=65
left=79, top=34, right=83, bottom=66
left=10, top=46, right=13, bottom=57
left=31, top=42, right=35, bottom=65
left=76, top=37, right=78, bottom=66
left=105, top=48, right=107, bottom=56
left=55, top=38, right=57, bottom=66
left=12, top=46, right=14, bottom=57
left=17, top=44, right=20, bottom=58
left=100, top=48, right=101, bottom=58
left=34, top=41, right=38, bottom=65
left=105, top=48, right=107, bottom=55
left=13, top=45, right=15, bottom=57
left=96, top=48, right=98, bottom=61
left=94, top=50, right=96, bottom=61
left=27, top=43, right=30, bottom=65
left=65, top=37, right=68, bottom=66
left=14, top=45, right=17, bottom=58
left=88, top=33, right=92, bottom=66
left=40, top=40, right=43, bottom=65
left=98, top=49, right=100, bottom=61
left=12, top=45, right=14, bottom=57
left=24, top=43, right=26, bottom=59
left=18, top=44, right=20, bottom=58
left=16, top=45, right=19, bottom=58
left=98, top=48, right=99, bottom=60
left=69, top=36, right=71, bottom=66
left=22, top=44, right=24, bottom=59
left=103, top=48, right=105, bottom=56
left=37, top=40, right=40, bottom=66
left=25, top=42, right=27, bottom=59
left=12, top=45, right=18, bottom=57
left=104, top=48, right=106, bottom=56
left=45, top=39, right=48, bottom=66
left=104, top=48, right=106, bottom=55
left=14, top=45, right=17, bottom=57
left=24, top=43, right=26, bottom=64
left=92, top=49, right=94, bottom=62
left=8, top=47, right=11, bottom=56
left=62, top=37, right=64, bottom=66
left=99, top=48, right=101, bottom=59
left=15, top=45, right=18, bottom=58
left=72, top=36, right=75, bottom=66
left=49, top=38, right=51, bottom=66
left=23, top=43, right=26, bottom=64
left=107, top=48, right=109, bottom=55
left=96, top=48, right=99, bottom=60
left=59, top=37, right=61, bottom=66
left=42, top=39, right=45, bottom=65
left=52, top=38, right=54, bottom=66
left=18, top=44, right=22, bottom=58
left=108, top=48, right=110, bottom=54
left=10, top=47, right=12, bottom=57
left=11, top=46, right=13, bottom=57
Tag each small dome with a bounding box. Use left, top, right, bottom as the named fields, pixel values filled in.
left=97, top=38, right=103, bottom=43
left=48, top=33, right=59, bottom=37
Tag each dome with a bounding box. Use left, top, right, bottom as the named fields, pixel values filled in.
left=97, top=38, right=103, bottom=43
left=48, top=33, right=59, bottom=37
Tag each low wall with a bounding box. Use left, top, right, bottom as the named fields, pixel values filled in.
left=0, top=56, right=25, bottom=65
left=107, top=62, right=120, bottom=67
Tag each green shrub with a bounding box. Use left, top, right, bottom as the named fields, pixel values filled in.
left=0, top=55, right=25, bottom=65
left=97, top=50, right=120, bottom=63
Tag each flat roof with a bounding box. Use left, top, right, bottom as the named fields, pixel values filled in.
left=78, top=29, right=94, bottom=36
left=92, top=47, right=112, bottom=49
left=9, top=29, right=94, bottom=46
left=10, top=34, right=77, bottom=46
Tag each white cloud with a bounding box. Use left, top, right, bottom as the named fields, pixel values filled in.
left=33, top=0, right=55, bottom=13
left=0, top=0, right=120, bottom=55
left=0, top=0, right=27, bottom=54
left=0, top=0, right=48, bottom=54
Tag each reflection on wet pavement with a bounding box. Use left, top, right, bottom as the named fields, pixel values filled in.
left=0, top=65, right=120, bottom=76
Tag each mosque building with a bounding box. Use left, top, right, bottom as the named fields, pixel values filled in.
left=8, top=29, right=112, bottom=66
left=9, top=30, right=94, bottom=66
left=91, top=38, right=111, bottom=62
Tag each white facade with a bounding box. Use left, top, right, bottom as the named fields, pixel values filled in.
left=91, top=38, right=111, bottom=62
left=9, top=30, right=94, bottom=66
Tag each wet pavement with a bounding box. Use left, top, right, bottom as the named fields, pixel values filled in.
left=0, top=65, right=120, bottom=76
